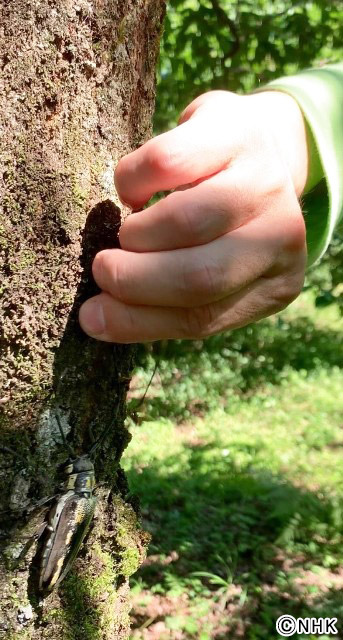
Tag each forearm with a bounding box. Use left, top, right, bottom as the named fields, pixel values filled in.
left=263, top=63, right=343, bottom=265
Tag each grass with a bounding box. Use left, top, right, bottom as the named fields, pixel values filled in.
left=130, top=291, right=343, bottom=424
left=123, top=292, right=343, bottom=639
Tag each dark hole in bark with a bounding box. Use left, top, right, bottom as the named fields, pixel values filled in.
left=1, top=53, right=10, bottom=69
left=50, top=197, right=126, bottom=467
left=62, top=49, right=74, bottom=64
left=53, top=34, right=63, bottom=50
left=44, top=96, right=58, bottom=112
left=78, top=199, right=122, bottom=305
left=81, top=199, right=121, bottom=264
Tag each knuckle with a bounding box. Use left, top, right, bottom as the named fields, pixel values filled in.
left=181, top=258, right=225, bottom=302
left=99, top=250, right=127, bottom=301
left=92, top=250, right=106, bottom=284
left=114, top=156, right=135, bottom=204
left=178, top=200, right=200, bottom=244
left=182, top=304, right=216, bottom=339
left=227, top=162, right=288, bottom=215
left=272, top=272, right=304, bottom=309
left=112, top=261, right=127, bottom=302
left=281, top=206, right=307, bottom=254
left=113, top=158, right=125, bottom=191
left=254, top=166, right=286, bottom=203
left=122, top=304, right=137, bottom=341
left=164, top=192, right=197, bottom=245
left=168, top=192, right=215, bottom=246
left=147, top=140, right=175, bottom=176
left=227, top=302, right=260, bottom=329
left=263, top=172, right=287, bottom=202
left=201, top=90, right=239, bottom=112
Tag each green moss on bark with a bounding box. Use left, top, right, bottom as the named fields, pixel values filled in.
left=0, top=0, right=166, bottom=637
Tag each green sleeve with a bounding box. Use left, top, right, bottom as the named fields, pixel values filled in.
left=266, top=63, right=343, bottom=266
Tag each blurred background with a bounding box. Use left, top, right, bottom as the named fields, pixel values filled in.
left=123, top=2, right=343, bottom=638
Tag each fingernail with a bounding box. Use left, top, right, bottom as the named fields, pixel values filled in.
left=79, top=298, right=106, bottom=336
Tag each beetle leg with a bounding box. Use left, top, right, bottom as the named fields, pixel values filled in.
left=0, top=494, right=58, bottom=518
left=10, top=521, right=48, bottom=569
left=88, top=421, right=96, bottom=445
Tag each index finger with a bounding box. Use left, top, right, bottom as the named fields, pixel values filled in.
left=114, top=115, right=235, bottom=209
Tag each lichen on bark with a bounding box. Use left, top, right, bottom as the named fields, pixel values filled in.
left=0, top=1, right=165, bottom=637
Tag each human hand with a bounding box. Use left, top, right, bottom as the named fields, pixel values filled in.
left=79, top=90, right=308, bottom=343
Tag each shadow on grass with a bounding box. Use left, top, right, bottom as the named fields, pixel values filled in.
left=239, top=586, right=343, bottom=640
left=133, top=317, right=343, bottom=422
left=127, top=442, right=343, bottom=637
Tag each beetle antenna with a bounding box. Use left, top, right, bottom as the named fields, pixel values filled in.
left=129, top=357, right=159, bottom=415
left=0, top=445, right=28, bottom=467
left=88, top=354, right=159, bottom=458
left=56, top=412, right=75, bottom=458
left=88, top=406, right=120, bottom=457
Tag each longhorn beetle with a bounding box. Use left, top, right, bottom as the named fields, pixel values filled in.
left=35, top=410, right=120, bottom=594
left=1, top=359, right=158, bottom=594
left=39, top=359, right=160, bottom=594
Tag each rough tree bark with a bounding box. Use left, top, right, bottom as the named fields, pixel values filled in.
left=0, top=1, right=165, bottom=638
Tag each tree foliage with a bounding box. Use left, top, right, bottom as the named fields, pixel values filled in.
left=307, top=227, right=343, bottom=312
left=155, top=0, right=343, bottom=132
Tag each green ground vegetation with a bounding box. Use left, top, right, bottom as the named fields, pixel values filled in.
left=123, top=292, right=343, bottom=639
left=121, top=4, right=343, bottom=636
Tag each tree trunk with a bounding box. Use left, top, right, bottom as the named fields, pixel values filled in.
left=0, top=1, right=165, bottom=637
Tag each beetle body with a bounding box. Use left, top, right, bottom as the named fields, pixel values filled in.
left=38, top=455, right=97, bottom=593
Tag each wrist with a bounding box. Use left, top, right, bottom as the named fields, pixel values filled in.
left=254, top=90, right=309, bottom=197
